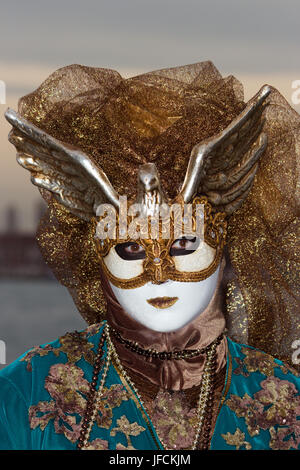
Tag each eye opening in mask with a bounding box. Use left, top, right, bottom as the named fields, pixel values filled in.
left=169, top=236, right=199, bottom=257
left=115, top=236, right=200, bottom=261
left=115, top=241, right=146, bottom=260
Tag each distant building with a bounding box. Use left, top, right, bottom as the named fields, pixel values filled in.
left=0, top=201, right=54, bottom=279
left=5, top=206, right=19, bottom=234
left=0, top=233, right=54, bottom=279
left=34, top=200, right=47, bottom=226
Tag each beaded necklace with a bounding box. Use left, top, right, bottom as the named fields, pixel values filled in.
left=110, top=325, right=222, bottom=360
left=77, top=324, right=222, bottom=450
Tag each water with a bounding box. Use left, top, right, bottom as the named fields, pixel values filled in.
left=0, top=280, right=87, bottom=369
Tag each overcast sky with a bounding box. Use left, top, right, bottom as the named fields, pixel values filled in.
left=1, top=0, right=299, bottom=75
left=0, top=0, right=299, bottom=231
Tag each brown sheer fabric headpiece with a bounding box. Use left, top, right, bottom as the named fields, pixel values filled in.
left=17, top=61, right=299, bottom=369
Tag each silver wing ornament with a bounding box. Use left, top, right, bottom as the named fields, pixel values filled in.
left=5, top=84, right=271, bottom=220
left=179, top=85, right=271, bottom=214
left=4, top=109, right=120, bottom=221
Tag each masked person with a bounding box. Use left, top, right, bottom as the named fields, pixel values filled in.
left=0, top=62, right=299, bottom=451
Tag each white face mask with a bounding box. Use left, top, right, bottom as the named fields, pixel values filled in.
left=108, top=264, right=220, bottom=332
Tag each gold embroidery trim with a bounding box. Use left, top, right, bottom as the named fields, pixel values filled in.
left=217, top=340, right=232, bottom=416
left=209, top=338, right=233, bottom=449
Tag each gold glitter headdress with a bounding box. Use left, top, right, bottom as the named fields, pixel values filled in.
left=5, top=62, right=300, bottom=368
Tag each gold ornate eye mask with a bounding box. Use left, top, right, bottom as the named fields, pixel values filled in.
left=93, top=195, right=227, bottom=288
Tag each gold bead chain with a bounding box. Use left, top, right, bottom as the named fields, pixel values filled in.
left=105, top=324, right=218, bottom=450
left=79, top=324, right=220, bottom=450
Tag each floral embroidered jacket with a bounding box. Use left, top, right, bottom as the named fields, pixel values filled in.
left=0, top=321, right=299, bottom=450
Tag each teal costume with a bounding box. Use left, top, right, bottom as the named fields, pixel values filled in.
left=0, top=321, right=299, bottom=450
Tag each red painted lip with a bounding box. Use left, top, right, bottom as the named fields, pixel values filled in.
left=146, top=296, right=178, bottom=309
